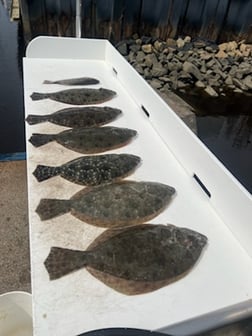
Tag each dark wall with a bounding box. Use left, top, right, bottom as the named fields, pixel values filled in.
left=20, top=0, right=252, bottom=43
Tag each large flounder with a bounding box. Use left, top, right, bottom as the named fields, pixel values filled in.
left=36, top=181, right=176, bottom=227
left=26, top=106, right=122, bottom=128
left=44, top=224, right=207, bottom=295
left=29, top=126, right=137, bottom=154
left=30, top=88, right=116, bottom=105
left=33, top=154, right=141, bottom=186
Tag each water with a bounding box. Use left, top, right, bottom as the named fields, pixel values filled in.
left=178, top=89, right=252, bottom=194
left=0, top=1, right=25, bottom=153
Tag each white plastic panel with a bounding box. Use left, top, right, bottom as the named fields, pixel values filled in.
left=23, top=37, right=252, bottom=336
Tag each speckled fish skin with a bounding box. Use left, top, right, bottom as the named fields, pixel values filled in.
left=29, top=126, right=137, bottom=154
left=30, top=88, right=116, bottom=105
left=43, top=77, right=99, bottom=85
left=36, top=181, right=176, bottom=226
left=26, top=106, right=122, bottom=128
left=33, top=154, right=141, bottom=185
left=44, top=224, right=207, bottom=295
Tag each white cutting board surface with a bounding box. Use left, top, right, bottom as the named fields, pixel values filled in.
left=23, top=53, right=252, bottom=336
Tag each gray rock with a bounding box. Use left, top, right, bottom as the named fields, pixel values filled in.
left=145, top=53, right=158, bottom=67
left=130, top=44, right=141, bottom=53
left=233, top=78, right=248, bottom=90
left=183, top=61, right=203, bottom=80
left=134, top=63, right=144, bottom=75
left=141, top=36, right=153, bottom=44
left=142, top=44, right=153, bottom=53
left=168, top=61, right=180, bottom=72
left=243, top=75, right=252, bottom=89
left=206, top=59, right=216, bottom=69
left=149, top=79, right=163, bottom=89
left=233, top=88, right=243, bottom=93
left=204, top=86, right=218, bottom=97
left=176, top=51, right=189, bottom=62
left=225, top=76, right=233, bottom=86
left=229, top=65, right=238, bottom=76
left=128, top=51, right=136, bottom=63
left=143, top=68, right=152, bottom=79
left=200, top=62, right=207, bottom=74
left=195, top=80, right=205, bottom=88
left=205, top=45, right=218, bottom=53
left=117, top=42, right=128, bottom=56
left=154, top=40, right=164, bottom=52
left=167, top=52, right=175, bottom=61
left=177, top=37, right=185, bottom=49
left=136, top=51, right=146, bottom=63
left=166, top=38, right=177, bottom=47
left=184, top=36, right=192, bottom=44
left=151, top=63, right=168, bottom=77
left=177, top=80, right=188, bottom=89
left=159, top=76, right=172, bottom=83
left=178, top=71, right=193, bottom=80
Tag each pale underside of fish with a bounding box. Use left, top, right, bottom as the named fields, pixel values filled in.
left=33, top=153, right=141, bottom=186
left=43, top=77, right=99, bottom=85
left=26, top=106, right=122, bottom=128
left=30, top=88, right=116, bottom=105
left=29, top=126, right=137, bottom=154
left=36, top=181, right=176, bottom=227
left=44, top=224, right=207, bottom=295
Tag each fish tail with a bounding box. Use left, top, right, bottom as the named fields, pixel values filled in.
left=43, top=80, right=54, bottom=84
left=30, top=92, right=49, bottom=100
left=44, top=247, right=89, bottom=280
left=29, top=133, right=55, bottom=147
left=25, top=114, right=48, bottom=125
left=36, top=199, right=71, bottom=220
left=33, top=165, right=60, bottom=182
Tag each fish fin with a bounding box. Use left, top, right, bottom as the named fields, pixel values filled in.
left=29, top=133, right=55, bottom=147
left=25, top=114, right=48, bottom=125
left=36, top=199, right=71, bottom=220
left=44, top=247, right=89, bottom=280
left=33, top=165, right=60, bottom=182
left=30, top=92, right=48, bottom=100
left=43, top=80, right=54, bottom=84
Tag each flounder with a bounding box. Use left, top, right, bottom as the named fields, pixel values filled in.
left=26, top=106, right=122, bottom=128
left=29, top=126, right=137, bottom=154
left=33, top=154, right=141, bottom=186
left=36, top=181, right=176, bottom=227
left=43, top=77, right=99, bottom=85
left=30, top=88, right=116, bottom=105
left=44, top=224, right=207, bottom=295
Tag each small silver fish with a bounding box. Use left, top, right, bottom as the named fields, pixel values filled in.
left=33, top=154, right=141, bottom=185
left=43, top=77, right=99, bottom=85
left=44, top=224, right=207, bottom=295
left=36, top=181, right=176, bottom=227
left=30, top=88, right=116, bottom=105
left=29, top=126, right=137, bottom=154
left=26, top=106, right=122, bottom=128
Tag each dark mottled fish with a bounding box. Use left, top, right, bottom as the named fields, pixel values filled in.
left=33, top=154, right=141, bottom=186
left=26, top=106, right=122, bottom=128
left=36, top=181, right=176, bottom=227
left=29, top=126, right=137, bottom=154
left=30, top=88, right=116, bottom=105
left=44, top=224, right=207, bottom=294
left=43, top=77, right=99, bottom=85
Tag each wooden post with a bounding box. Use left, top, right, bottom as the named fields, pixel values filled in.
left=19, top=0, right=32, bottom=42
